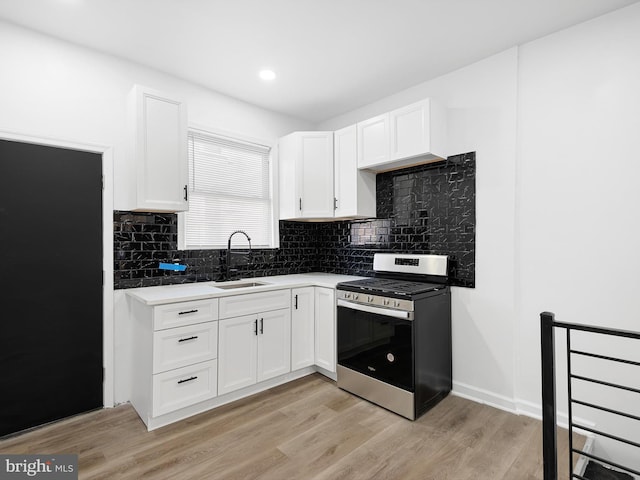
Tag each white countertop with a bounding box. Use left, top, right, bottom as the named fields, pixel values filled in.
left=125, top=272, right=367, bottom=306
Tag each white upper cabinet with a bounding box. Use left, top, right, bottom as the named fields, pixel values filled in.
left=389, top=98, right=447, bottom=162
left=278, top=131, right=334, bottom=219
left=358, top=98, right=447, bottom=172
left=129, top=85, right=188, bottom=212
left=334, top=125, right=376, bottom=219
left=356, top=114, right=389, bottom=169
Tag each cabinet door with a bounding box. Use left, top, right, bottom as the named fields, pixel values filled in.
left=314, top=287, right=336, bottom=372
left=334, top=125, right=357, bottom=217
left=218, top=314, right=258, bottom=395
left=291, top=287, right=315, bottom=370
left=334, top=125, right=376, bottom=218
left=389, top=98, right=447, bottom=162
left=357, top=114, right=389, bottom=169
left=132, top=85, right=188, bottom=212
left=300, top=132, right=334, bottom=218
left=389, top=99, right=430, bottom=161
left=257, top=308, right=291, bottom=382
left=277, top=132, right=301, bottom=220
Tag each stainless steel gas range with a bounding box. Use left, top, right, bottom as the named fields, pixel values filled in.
left=336, top=253, right=452, bottom=420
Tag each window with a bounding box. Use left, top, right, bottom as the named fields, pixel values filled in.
left=179, top=128, right=277, bottom=249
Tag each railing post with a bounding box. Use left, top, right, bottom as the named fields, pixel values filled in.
left=541, top=311, right=558, bottom=480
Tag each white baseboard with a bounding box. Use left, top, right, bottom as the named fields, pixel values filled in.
left=452, top=381, right=519, bottom=414
left=452, top=381, right=595, bottom=430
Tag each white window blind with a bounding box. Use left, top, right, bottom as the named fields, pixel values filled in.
left=183, top=130, right=274, bottom=249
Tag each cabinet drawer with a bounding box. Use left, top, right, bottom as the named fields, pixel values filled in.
left=153, top=299, right=218, bottom=330
left=219, top=289, right=291, bottom=319
left=153, top=322, right=218, bottom=374
left=152, top=360, right=217, bottom=417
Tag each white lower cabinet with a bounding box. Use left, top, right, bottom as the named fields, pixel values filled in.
left=217, top=289, right=292, bottom=396
left=218, top=308, right=291, bottom=395
left=130, top=298, right=219, bottom=428
left=217, top=314, right=258, bottom=394
left=129, top=283, right=341, bottom=430
left=291, top=287, right=315, bottom=370
left=152, top=359, right=217, bottom=417
left=257, top=309, right=292, bottom=382
left=152, top=321, right=218, bottom=373
left=314, top=287, right=336, bottom=373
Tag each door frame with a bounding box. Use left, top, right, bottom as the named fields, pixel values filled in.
left=0, top=130, right=115, bottom=408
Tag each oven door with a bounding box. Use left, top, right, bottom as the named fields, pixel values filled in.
left=337, top=298, right=414, bottom=392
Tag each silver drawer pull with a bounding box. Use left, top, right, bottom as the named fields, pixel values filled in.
left=178, top=336, right=198, bottom=343
left=178, top=309, right=198, bottom=315
left=177, top=376, right=198, bottom=384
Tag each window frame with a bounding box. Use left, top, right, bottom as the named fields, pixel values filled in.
left=178, top=124, right=280, bottom=250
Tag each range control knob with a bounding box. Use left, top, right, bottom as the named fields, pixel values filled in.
left=367, top=295, right=374, bottom=303
left=345, top=293, right=351, bottom=299
left=383, top=299, right=390, bottom=306
left=353, top=294, right=359, bottom=301
left=394, top=300, right=400, bottom=308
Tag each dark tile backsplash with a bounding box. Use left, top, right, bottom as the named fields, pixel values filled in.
left=314, top=152, right=475, bottom=287
left=114, top=152, right=475, bottom=289
left=113, top=216, right=317, bottom=289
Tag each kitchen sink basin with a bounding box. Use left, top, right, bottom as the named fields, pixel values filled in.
left=213, top=281, right=270, bottom=290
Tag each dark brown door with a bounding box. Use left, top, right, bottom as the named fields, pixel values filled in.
left=0, top=139, right=103, bottom=437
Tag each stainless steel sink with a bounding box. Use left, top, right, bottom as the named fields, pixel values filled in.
left=213, top=281, right=270, bottom=290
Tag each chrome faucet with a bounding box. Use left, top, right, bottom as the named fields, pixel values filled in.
left=225, top=230, right=252, bottom=281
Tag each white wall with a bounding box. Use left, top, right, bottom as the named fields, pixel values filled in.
left=318, top=48, right=520, bottom=409
left=320, top=2, right=640, bottom=470
left=516, top=2, right=640, bottom=470
left=0, top=20, right=311, bottom=405
left=0, top=21, right=312, bottom=210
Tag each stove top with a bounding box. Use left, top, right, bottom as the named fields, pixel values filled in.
left=337, top=277, right=444, bottom=298
left=337, top=253, right=450, bottom=299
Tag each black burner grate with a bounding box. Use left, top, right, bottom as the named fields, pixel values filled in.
left=339, top=278, right=443, bottom=297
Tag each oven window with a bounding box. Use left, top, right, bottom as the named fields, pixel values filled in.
left=337, top=307, right=414, bottom=392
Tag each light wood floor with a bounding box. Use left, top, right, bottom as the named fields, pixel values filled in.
left=0, top=374, right=583, bottom=479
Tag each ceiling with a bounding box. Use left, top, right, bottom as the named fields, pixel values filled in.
left=0, top=0, right=637, bottom=123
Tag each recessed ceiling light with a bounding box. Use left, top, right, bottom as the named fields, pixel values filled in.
left=259, top=70, right=276, bottom=81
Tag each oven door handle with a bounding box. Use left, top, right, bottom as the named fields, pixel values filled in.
left=337, top=299, right=412, bottom=320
